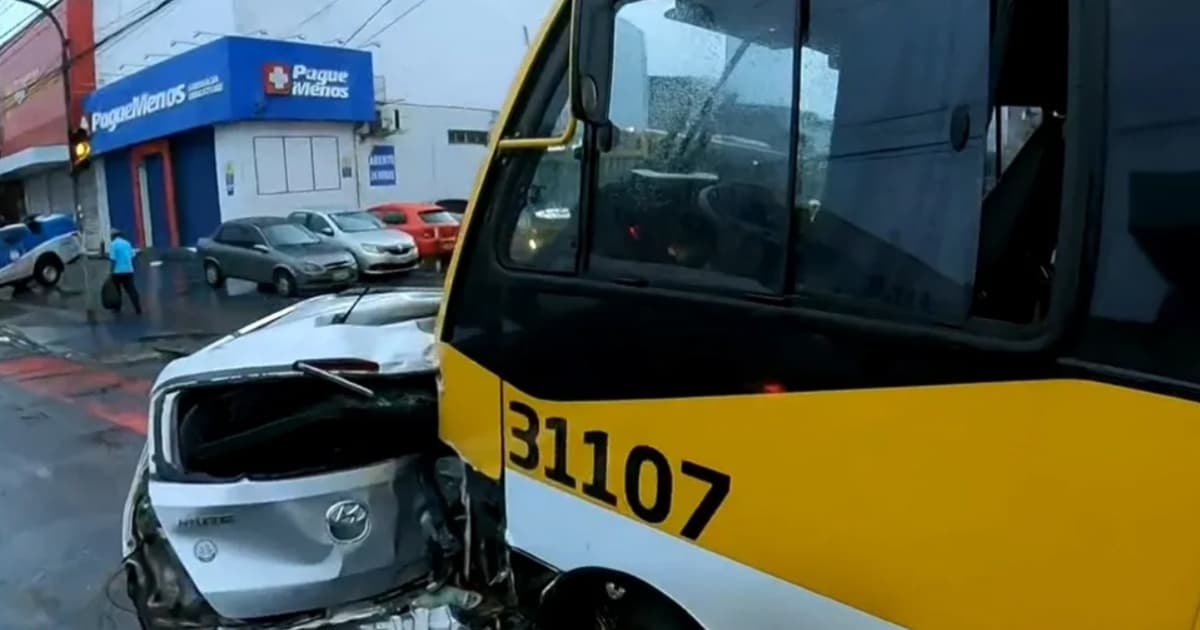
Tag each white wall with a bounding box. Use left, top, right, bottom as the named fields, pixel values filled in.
left=356, top=103, right=495, bottom=206
left=95, top=0, right=238, bottom=86
left=93, top=157, right=111, bottom=251
left=214, top=120, right=360, bottom=221
left=232, top=0, right=552, bottom=110
left=95, top=0, right=557, bottom=218
left=99, top=0, right=553, bottom=107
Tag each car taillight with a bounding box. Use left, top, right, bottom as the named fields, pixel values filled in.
left=423, top=229, right=436, bottom=239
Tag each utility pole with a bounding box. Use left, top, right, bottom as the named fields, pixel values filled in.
left=13, top=0, right=96, bottom=322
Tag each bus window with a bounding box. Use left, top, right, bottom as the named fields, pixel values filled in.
left=500, top=46, right=582, bottom=273
left=579, top=0, right=1008, bottom=324
left=791, top=0, right=993, bottom=323
left=984, top=107, right=1047, bottom=194
left=1075, top=0, right=1200, bottom=383
left=505, top=109, right=581, bottom=271
left=497, top=0, right=1064, bottom=329
left=587, top=0, right=795, bottom=294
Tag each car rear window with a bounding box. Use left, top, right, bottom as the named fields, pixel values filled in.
left=419, top=210, right=457, bottom=224
left=331, top=211, right=386, bottom=233
left=376, top=210, right=407, bottom=225
left=264, top=224, right=320, bottom=246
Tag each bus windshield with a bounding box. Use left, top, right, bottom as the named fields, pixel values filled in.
left=512, top=0, right=999, bottom=325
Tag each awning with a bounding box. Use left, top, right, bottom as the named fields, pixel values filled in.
left=0, top=144, right=68, bottom=180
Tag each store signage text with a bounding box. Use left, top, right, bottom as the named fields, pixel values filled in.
left=263, top=63, right=351, bottom=99
left=368, top=145, right=396, bottom=186
left=91, top=75, right=225, bottom=134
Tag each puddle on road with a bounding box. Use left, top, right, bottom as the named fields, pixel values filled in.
left=82, top=426, right=130, bottom=451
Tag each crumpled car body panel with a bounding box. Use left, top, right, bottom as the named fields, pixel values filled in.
left=122, top=290, right=453, bottom=628
left=148, top=458, right=431, bottom=619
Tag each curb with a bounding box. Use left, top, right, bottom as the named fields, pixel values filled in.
left=0, top=324, right=56, bottom=356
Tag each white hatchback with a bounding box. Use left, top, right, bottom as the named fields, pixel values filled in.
left=119, top=288, right=482, bottom=629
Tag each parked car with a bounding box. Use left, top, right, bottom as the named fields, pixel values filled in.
left=368, top=202, right=460, bottom=262
left=197, top=217, right=358, bottom=297
left=119, top=289, right=486, bottom=629
left=0, top=213, right=82, bottom=288
left=288, top=209, right=419, bottom=275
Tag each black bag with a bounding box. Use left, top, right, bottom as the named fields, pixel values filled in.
left=100, top=276, right=121, bottom=310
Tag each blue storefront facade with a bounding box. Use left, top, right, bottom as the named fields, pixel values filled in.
left=84, top=36, right=374, bottom=248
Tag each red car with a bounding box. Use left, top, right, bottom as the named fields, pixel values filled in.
left=368, top=202, right=460, bottom=261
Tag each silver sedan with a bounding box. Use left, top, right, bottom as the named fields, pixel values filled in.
left=288, top=209, right=419, bottom=275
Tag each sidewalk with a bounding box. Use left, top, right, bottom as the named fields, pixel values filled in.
left=0, top=250, right=444, bottom=368
left=0, top=252, right=293, bottom=366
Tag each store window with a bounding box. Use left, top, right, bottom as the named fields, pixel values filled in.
left=448, top=130, right=489, bottom=146
left=253, top=136, right=341, bottom=195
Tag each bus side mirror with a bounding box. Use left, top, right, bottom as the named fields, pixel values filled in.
left=570, top=0, right=616, bottom=126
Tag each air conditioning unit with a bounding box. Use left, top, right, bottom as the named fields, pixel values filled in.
left=378, top=107, right=400, bottom=133
left=358, top=106, right=403, bottom=138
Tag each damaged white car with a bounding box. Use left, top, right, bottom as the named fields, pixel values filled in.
left=119, top=288, right=510, bottom=629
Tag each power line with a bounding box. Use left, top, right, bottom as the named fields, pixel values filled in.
left=0, top=0, right=179, bottom=115
left=93, top=0, right=158, bottom=39
left=90, top=0, right=180, bottom=54
left=361, top=0, right=429, bottom=44
left=0, top=1, right=19, bottom=21
left=0, top=0, right=67, bottom=62
left=343, top=0, right=395, bottom=44
left=0, top=1, right=49, bottom=51
left=284, top=0, right=344, bottom=37
left=7, top=0, right=175, bottom=104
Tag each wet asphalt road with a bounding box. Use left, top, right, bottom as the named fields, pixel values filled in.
left=0, top=373, right=142, bottom=630
left=0, top=254, right=444, bottom=629
left=0, top=254, right=442, bottom=361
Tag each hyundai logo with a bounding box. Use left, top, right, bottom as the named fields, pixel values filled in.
left=325, top=500, right=370, bottom=543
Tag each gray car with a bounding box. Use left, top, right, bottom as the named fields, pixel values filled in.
left=198, top=217, right=358, bottom=297
left=288, top=209, right=419, bottom=275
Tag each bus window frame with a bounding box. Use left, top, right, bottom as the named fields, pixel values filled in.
left=453, top=0, right=1107, bottom=356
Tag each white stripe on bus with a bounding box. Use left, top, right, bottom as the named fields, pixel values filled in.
left=505, top=469, right=906, bottom=630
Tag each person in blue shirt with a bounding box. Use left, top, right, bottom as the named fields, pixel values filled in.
left=108, top=229, right=142, bottom=315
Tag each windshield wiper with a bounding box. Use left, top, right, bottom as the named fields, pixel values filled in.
left=292, top=360, right=375, bottom=398
left=333, top=285, right=371, bottom=324
left=669, top=39, right=752, bottom=167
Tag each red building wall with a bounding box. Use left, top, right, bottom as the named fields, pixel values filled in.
left=0, top=0, right=95, bottom=157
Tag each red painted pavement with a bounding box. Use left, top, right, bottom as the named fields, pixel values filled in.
left=0, top=355, right=149, bottom=434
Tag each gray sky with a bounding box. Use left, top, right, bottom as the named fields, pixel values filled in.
left=0, top=1, right=44, bottom=49
left=0, top=0, right=839, bottom=117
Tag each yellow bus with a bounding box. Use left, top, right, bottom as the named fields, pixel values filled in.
left=436, top=0, right=1200, bottom=627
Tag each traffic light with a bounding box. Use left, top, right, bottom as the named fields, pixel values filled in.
left=69, top=127, right=91, bottom=174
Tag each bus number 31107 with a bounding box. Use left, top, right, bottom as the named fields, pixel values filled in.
left=507, top=401, right=731, bottom=541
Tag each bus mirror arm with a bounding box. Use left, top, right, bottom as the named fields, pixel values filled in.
left=570, top=0, right=616, bottom=126
left=573, top=124, right=616, bottom=158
